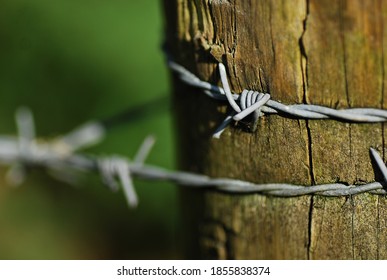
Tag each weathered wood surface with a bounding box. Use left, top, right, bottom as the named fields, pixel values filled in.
left=163, top=0, right=387, bottom=259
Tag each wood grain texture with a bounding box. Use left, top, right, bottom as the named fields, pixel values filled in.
left=163, top=0, right=387, bottom=259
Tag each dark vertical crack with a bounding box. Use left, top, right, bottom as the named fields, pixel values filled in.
left=231, top=1, right=237, bottom=57
left=339, top=0, right=350, bottom=108
left=377, top=195, right=380, bottom=259
left=381, top=0, right=385, bottom=160
left=305, top=123, right=315, bottom=185
left=350, top=197, right=355, bottom=258
left=231, top=2, right=241, bottom=90
left=299, top=0, right=312, bottom=185
left=381, top=1, right=385, bottom=110
left=299, top=0, right=311, bottom=183
left=307, top=195, right=314, bottom=259
left=306, top=122, right=314, bottom=260
left=268, top=1, right=276, bottom=63
left=208, top=1, right=218, bottom=42
left=338, top=0, right=355, bottom=258
left=299, top=0, right=313, bottom=260
left=299, top=1, right=309, bottom=104
left=378, top=0, right=384, bottom=259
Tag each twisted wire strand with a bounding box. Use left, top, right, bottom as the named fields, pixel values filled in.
left=2, top=61, right=386, bottom=208
left=2, top=97, right=387, bottom=208
left=1, top=134, right=386, bottom=203
left=168, top=60, right=387, bottom=137
left=0, top=108, right=387, bottom=209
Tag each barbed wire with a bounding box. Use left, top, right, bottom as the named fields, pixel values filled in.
left=167, top=60, right=387, bottom=138
left=0, top=107, right=386, bottom=209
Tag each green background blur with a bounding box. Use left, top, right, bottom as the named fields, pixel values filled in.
left=0, top=0, right=180, bottom=259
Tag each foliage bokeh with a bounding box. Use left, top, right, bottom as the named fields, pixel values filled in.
left=0, top=0, right=179, bottom=259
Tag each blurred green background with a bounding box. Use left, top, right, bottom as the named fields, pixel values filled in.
left=0, top=0, right=180, bottom=259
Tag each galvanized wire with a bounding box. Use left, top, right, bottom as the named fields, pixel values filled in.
left=168, top=60, right=387, bottom=137
left=0, top=107, right=386, bottom=208
left=3, top=59, right=387, bottom=206
left=0, top=132, right=386, bottom=204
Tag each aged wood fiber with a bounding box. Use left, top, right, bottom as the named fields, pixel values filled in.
left=163, top=0, right=387, bottom=259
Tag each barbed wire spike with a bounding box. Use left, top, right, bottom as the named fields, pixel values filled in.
left=15, top=107, right=36, bottom=160
left=370, top=147, right=387, bottom=185
left=3, top=105, right=387, bottom=209
left=218, top=63, right=241, bottom=113
left=133, top=135, right=156, bottom=165
left=97, top=157, right=138, bottom=208
left=213, top=113, right=235, bottom=139
left=168, top=60, right=387, bottom=137
left=5, top=107, right=37, bottom=186
left=56, top=121, right=106, bottom=153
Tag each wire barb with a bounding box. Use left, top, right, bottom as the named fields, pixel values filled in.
left=1, top=104, right=387, bottom=208
left=57, top=121, right=106, bottom=153
left=215, top=63, right=271, bottom=137
left=168, top=60, right=387, bottom=137
left=97, top=156, right=138, bottom=208
left=134, top=135, right=156, bottom=165
left=370, top=147, right=387, bottom=185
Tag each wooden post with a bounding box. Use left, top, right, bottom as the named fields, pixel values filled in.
left=163, top=0, right=387, bottom=259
